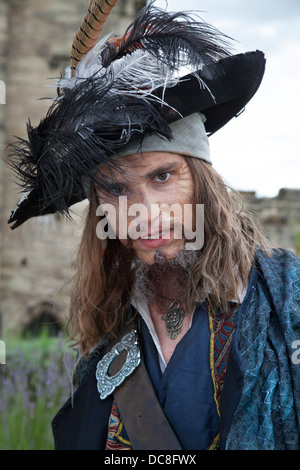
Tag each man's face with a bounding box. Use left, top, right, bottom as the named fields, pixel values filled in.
left=96, top=152, right=195, bottom=265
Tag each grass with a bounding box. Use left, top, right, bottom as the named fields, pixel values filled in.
left=0, top=330, right=77, bottom=450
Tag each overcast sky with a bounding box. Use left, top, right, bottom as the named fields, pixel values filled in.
left=151, top=0, right=300, bottom=197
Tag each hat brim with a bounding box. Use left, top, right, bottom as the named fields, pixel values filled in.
left=7, top=51, right=265, bottom=229
left=156, top=50, right=266, bottom=135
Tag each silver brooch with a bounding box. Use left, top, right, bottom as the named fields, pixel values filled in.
left=95, top=329, right=140, bottom=400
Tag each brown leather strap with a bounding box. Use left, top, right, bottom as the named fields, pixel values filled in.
left=107, top=322, right=183, bottom=450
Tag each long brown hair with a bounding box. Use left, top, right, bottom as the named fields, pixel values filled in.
left=68, top=157, right=272, bottom=356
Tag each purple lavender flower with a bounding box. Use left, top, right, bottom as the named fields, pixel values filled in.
left=0, top=334, right=75, bottom=450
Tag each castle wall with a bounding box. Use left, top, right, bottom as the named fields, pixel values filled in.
left=240, top=189, right=300, bottom=255
left=0, top=0, right=146, bottom=335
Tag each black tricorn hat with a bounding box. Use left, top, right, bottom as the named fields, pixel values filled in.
left=8, top=2, right=265, bottom=229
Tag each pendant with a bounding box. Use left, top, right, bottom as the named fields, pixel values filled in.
left=161, top=299, right=187, bottom=340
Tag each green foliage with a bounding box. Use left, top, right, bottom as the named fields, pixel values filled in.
left=0, top=331, right=77, bottom=450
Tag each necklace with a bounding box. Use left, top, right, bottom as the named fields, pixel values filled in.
left=161, top=299, right=187, bottom=340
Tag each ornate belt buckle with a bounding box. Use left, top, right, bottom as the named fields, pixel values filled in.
left=96, top=329, right=140, bottom=400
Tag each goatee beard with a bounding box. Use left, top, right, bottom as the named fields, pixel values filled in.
left=131, top=247, right=199, bottom=308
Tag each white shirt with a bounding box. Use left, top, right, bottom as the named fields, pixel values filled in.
left=131, top=279, right=247, bottom=373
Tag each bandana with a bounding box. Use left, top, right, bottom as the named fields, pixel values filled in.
left=113, top=112, right=211, bottom=164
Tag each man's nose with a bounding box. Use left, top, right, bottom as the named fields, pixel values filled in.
left=131, top=186, right=160, bottom=207
left=127, top=189, right=162, bottom=234
left=127, top=187, right=161, bottom=215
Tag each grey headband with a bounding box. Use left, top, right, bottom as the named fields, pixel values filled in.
left=83, top=112, right=211, bottom=197
left=113, top=112, right=211, bottom=164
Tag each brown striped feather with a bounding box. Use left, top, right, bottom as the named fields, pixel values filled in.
left=70, top=0, right=119, bottom=76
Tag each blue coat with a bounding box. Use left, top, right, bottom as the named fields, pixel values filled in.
left=52, top=249, right=300, bottom=450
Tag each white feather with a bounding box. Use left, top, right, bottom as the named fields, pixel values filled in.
left=57, top=34, right=214, bottom=108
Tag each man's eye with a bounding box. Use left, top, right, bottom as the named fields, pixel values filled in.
left=155, top=172, right=170, bottom=182
left=110, top=184, right=125, bottom=195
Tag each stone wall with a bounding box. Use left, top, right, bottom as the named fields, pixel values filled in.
left=241, top=189, right=300, bottom=256
left=0, top=0, right=146, bottom=335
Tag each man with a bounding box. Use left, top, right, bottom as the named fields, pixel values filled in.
left=8, top=2, right=300, bottom=450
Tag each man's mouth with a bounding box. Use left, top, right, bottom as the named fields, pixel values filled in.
left=135, top=228, right=175, bottom=249
left=139, top=229, right=171, bottom=240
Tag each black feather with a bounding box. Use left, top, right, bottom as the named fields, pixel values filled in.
left=101, top=1, right=232, bottom=71
left=8, top=2, right=234, bottom=227
left=8, top=72, right=172, bottom=220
